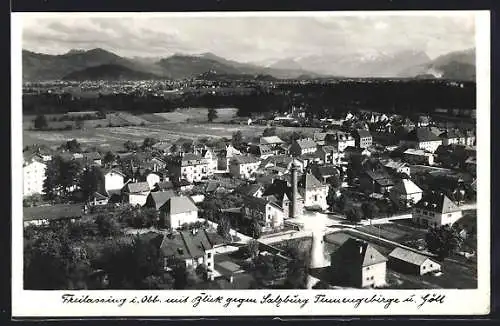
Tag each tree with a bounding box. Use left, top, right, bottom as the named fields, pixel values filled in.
left=195, top=264, right=208, bottom=281
left=283, top=245, right=310, bottom=289
left=43, top=156, right=63, bottom=200
left=326, top=187, right=337, bottom=211
left=425, top=225, right=463, bottom=260
left=361, top=202, right=379, bottom=220
left=142, top=137, right=159, bottom=150
left=262, top=127, right=277, bottom=137
left=79, top=166, right=105, bottom=202
left=59, top=160, right=83, bottom=196
left=34, top=114, right=48, bottom=130
left=181, top=141, right=194, bottom=153
left=328, top=174, right=341, bottom=189
left=253, top=253, right=287, bottom=286
left=217, top=215, right=231, bottom=241
left=102, top=151, right=116, bottom=167
left=124, top=140, right=139, bottom=152
left=207, top=108, right=218, bottom=122
left=60, top=139, right=82, bottom=153
left=169, top=144, right=178, bottom=154
left=94, top=214, right=121, bottom=237
left=345, top=208, right=362, bottom=223
left=247, top=239, right=260, bottom=261
left=249, top=219, right=262, bottom=239
left=24, top=226, right=90, bottom=290
left=231, top=131, right=243, bottom=148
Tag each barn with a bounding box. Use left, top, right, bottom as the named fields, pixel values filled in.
left=388, top=247, right=441, bottom=275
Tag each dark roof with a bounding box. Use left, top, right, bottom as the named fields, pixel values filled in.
left=355, top=129, right=372, bottom=138
left=160, top=229, right=225, bottom=259
left=230, top=155, right=261, bottom=164
left=179, top=153, right=203, bottom=166
left=243, top=195, right=283, bottom=212
left=237, top=183, right=263, bottom=197
left=439, top=129, right=460, bottom=139
left=414, top=191, right=460, bottom=214
left=156, top=181, right=174, bottom=190
left=24, top=204, right=83, bottom=221
left=293, top=138, right=317, bottom=150
left=315, top=165, right=340, bottom=178
left=145, top=190, right=176, bottom=210
left=344, top=146, right=365, bottom=154
left=161, top=196, right=199, bottom=214
left=91, top=192, right=108, bottom=200
left=205, top=181, right=220, bottom=193
left=125, top=182, right=150, bottom=193
left=364, top=169, right=392, bottom=182
left=299, top=173, right=324, bottom=190
left=406, top=128, right=441, bottom=142
left=331, top=238, right=387, bottom=268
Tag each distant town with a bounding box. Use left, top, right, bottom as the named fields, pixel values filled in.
left=22, top=72, right=477, bottom=291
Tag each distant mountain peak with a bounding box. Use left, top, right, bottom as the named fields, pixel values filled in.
left=66, top=49, right=87, bottom=55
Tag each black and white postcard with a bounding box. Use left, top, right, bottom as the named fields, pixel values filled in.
left=11, top=11, right=490, bottom=317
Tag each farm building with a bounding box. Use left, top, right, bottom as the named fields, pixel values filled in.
left=388, top=247, right=441, bottom=275
left=23, top=204, right=84, bottom=227
left=329, top=238, right=387, bottom=288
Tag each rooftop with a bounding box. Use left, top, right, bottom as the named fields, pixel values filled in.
left=414, top=191, right=460, bottom=214
left=24, top=204, right=83, bottom=221
left=406, top=128, right=442, bottom=142
left=161, top=196, right=199, bottom=214
left=388, top=247, right=434, bottom=266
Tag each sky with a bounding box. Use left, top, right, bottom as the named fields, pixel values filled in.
left=21, top=13, right=475, bottom=63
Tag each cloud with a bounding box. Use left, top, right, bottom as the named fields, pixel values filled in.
left=21, top=13, right=475, bottom=61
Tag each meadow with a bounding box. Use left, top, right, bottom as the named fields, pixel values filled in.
left=23, top=108, right=321, bottom=151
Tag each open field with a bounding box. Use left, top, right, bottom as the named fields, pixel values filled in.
left=24, top=120, right=321, bottom=151
left=151, top=107, right=239, bottom=123
left=357, top=222, right=427, bottom=243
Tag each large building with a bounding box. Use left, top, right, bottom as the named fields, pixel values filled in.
left=298, top=173, right=329, bottom=211
left=325, top=131, right=356, bottom=152
left=159, top=229, right=225, bottom=273
left=161, top=196, right=200, bottom=229
left=122, top=181, right=151, bottom=206
left=172, top=153, right=209, bottom=183
left=23, top=156, right=47, bottom=196
left=229, top=155, right=261, bottom=180
left=400, top=128, right=443, bottom=153
left=289, top=138, right=317, bottom=157
left=353, top=129, right=373, bottom=149
left=217, top=144, right=241, bottom=171
left=389, top=178, right=423, bottom=208
left=412, top=191, right=462, bottom=227
left=330, top=238, right=387, bottom=288
left=197, top=147, right=218, bottom=175
left=242, top=196, right=285, bottom=232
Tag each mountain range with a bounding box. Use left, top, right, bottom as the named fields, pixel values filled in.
left=22, top=47, right=476, bottom=82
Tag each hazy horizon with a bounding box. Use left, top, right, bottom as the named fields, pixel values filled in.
left=21, top=13, right=475, bottom=64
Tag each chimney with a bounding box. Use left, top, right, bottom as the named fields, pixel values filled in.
left=290, top=160, right=299, bottom=218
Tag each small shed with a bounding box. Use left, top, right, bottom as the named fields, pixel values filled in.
left=388, top=247, right=441, bottom=275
